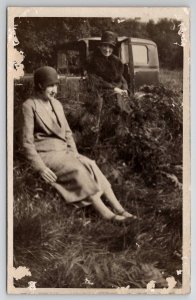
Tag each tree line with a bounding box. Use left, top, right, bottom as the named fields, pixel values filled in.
left=15, top=17, right=183, bottom=73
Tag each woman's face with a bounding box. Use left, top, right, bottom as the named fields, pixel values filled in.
left=99, top=44, right=114, bottom=57
left=42, top=84, right=58, bottom=101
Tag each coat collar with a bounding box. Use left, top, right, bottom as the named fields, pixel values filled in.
left=33, top=97, right=66, bottom=141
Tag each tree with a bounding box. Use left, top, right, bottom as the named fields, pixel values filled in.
left=15, top=17, right=183, bottom=72
left=15, top=17, right=92, bottom=72
left=146, top=18, right=183, bottom=69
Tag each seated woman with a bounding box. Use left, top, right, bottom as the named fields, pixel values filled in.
left=86, top=30, right=132, bottom=116
left=22, top=66, right=136, bottom=222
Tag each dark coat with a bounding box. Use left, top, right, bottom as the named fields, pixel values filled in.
left=86, top=48, right=128, bottom=91
left=22, top=97, right=111, bottom=203
left=85, top=49, right=132, bottom=118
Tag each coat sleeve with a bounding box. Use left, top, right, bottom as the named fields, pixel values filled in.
left=22, top=100, right=47, bottom=172
left=121, top=75, right=128, bottom=90
left=116, top=60, right=128, bottom=90
left=88, top=73, right=116, bottom=90
left=61, top=106, right=78, bottom=155
left=85, top=57, right=115, bottom=91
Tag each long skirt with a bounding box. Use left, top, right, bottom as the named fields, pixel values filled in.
left=39, top=150, right=111, bottom=205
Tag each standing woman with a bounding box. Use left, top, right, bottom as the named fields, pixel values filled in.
left=22, top=66, right=136, bottom=221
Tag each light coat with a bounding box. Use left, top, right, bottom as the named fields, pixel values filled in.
left=22, top=97, right=110, bottom=203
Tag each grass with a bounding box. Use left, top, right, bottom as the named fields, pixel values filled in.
left=13, top=69, right=183, bottom=289
left=159, top=69, right=183, bottom=92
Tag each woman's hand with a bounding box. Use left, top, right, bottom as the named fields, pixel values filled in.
left=114, top=87, right=128, bottom=96
left=122, top=89, right=128, bottom=96
left=40, top=168, right=57, bottom=183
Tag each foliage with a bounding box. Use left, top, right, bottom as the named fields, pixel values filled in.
left=14, top=17, right=183, bottom=72
left=146, top=19, right=183, bottom=69
left=64, top=82, right=182, bottom=187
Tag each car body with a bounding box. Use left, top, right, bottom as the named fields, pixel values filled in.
left=15, top=36, right=159, bottom=99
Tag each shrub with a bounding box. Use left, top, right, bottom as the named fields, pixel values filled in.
left=65, top=83, right=182, bottom=186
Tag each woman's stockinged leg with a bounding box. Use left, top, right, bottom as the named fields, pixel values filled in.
left=88, top=161, right=133, bottom=216
left=103, top=187, right=125, bottom=213
left=90, top=193, right=114, bottom=219
left=89, top=191, right=126, bottom=221
left=103, top=187, right=137, bottom=218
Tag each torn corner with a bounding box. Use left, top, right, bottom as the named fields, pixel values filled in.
left=177, top=22, right=188, bottom=47
left=176, top=269, right=183, bottom=275
left=162, top=276, right=177, bottom=294
left=12, top=266, right=31, bottom=281
left=146, top=276, right=177, bottom=294
left=116, top=285, right=130, bottom=294
left=146, top=280, right=156, bottom=293
left=8, top=24, right=25, bottom=79
left=183, top=7, right=190, bottom=15
left=28, top=281, right=37, bottom=290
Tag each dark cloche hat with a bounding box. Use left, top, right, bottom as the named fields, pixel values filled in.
left=34, top=66, right=59, bottom=89
left=100, top=31, right=118, bottom=47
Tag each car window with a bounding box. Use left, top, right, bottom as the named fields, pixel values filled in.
left=132, top=45, right=148, bottom=65
left=120, top=43, right=129, bottom=64
left=57, top=50, right=82, bottom=75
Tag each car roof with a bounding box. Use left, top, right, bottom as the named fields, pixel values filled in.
left=78, top=36, right=157, bottom=46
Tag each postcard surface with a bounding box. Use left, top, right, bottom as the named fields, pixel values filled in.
left=7, top=7, right=190, bottom=294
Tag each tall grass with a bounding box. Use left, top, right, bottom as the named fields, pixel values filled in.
left=13, top=69, right=183, bottom=289
left=159, top=69, right=183, bottom=92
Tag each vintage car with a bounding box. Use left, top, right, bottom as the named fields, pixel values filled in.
left=15, top=36, right=159, bottom=100
left=56, top=36, right=159, bottom=93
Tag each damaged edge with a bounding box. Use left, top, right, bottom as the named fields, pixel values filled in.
left=6, top=6, right=191, bottom=295
left=7, top=7, right=25, bottom=293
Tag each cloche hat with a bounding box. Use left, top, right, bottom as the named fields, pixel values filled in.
left=100, top=31, right=118, bottom=47
left=34, top=66, right=59, bottom=89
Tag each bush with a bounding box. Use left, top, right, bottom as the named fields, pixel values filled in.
left=65, top=83, right=182, bottom=186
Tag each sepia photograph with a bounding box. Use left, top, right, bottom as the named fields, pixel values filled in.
left=7, top=7, right=190, bottom=294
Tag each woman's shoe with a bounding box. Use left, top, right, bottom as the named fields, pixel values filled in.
left=110, top=214, right=127, bottom=222
left=118, top=210, right=138, bottom=219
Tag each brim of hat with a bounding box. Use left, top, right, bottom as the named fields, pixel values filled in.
left=45, top=79, right=59, bottom=86
left=100, top=42, right=116, bottom=47
left=36, top=79, right=59, bottom=88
